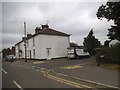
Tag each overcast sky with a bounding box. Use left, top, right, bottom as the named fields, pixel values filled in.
left=1, top=1, right=114, bottom=51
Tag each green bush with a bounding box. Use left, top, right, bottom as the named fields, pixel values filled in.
left=96, top=43, right=120, bottom=64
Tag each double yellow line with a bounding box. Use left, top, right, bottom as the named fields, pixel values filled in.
left=43, top=69, right=92, bottom=89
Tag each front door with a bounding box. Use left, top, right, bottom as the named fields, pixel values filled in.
left=30, top=50, right=31, bottom=59
left=46, top=48, right=51, bottom=60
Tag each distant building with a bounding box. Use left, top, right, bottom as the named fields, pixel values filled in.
left=15, top=24, right=70, bottom=60
left=1, top=46, right=15, bottom=58
left=11, top=46, right=15, bottom=55
left=109, top=39, right=120, bottom=47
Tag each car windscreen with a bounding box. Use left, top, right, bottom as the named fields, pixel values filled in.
left=8, top=55, right=15, bottom=57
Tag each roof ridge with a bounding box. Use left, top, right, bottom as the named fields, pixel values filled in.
left=15, top=27, right=70, bottom=45
left=40, top=28, right=70, bottom=35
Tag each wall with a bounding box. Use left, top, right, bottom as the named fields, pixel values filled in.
left=15, top=41, right=25, bottom=59
left=27, top=34, right=70, bottom=59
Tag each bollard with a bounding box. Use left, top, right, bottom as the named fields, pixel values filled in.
left=98, top=55, right=104, bottom=67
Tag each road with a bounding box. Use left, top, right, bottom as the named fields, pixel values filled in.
left=2, top=62, right=76, bottom=88
left=2, top=57, right=118, bottom=89
left=2, top=57, right=93, bottom=89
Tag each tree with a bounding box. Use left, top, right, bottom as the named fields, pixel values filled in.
left=96, top=1, right=120, bottom=41
left=104, top=40, right=111, bottom=47
left=70, top=42, right=78, bottom=47
left=83, top=29, right=101, bottom=55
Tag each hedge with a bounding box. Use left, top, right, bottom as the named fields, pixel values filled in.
left=95, top=43, right=120, bottom=64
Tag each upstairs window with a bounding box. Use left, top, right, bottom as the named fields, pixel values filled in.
left=33, top=37, right=35, bottom=46
left=27, top=40, right=29, bottom=47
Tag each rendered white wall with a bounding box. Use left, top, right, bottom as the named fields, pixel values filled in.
left=16, top=34, right=70, bottom=60
left=27, top=34, right=69, bottom=59
left=15, top=41, right=25, bottom=58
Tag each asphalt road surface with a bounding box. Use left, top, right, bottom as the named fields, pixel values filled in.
left=3, top=56, right=111, bottom=89
left=2, top=61, right=75, bottom=89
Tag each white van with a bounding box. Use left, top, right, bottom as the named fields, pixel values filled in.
left=67, top=47, right=90, bottom=59
left=67, top=48, right=75, bottom=58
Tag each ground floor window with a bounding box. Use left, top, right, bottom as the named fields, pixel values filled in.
left=33, top=49, right=35, bottom=58
left=27, top=50, right=29, bottom=57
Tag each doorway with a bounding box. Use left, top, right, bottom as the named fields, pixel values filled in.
left=29, top=50, right=31, bottom=59
left=46, top=48, right=51, bottom=60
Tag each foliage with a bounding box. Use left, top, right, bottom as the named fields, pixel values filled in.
left=70, top=42, right=78, bottom=47
left=96, top=2, right=120, bottom=41
left=83, top=29, right=101, bottom=55
left=104, top=40, right=110, bottom=47
left=96, top=43, right=120, bottom=64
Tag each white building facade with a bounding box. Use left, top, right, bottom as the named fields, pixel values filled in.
left=15, top=24, right=70, bottom=60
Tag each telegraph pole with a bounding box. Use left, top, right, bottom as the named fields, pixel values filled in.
left=24, top=22, right=27, bottom=62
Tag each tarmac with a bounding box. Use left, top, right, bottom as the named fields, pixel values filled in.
left=7, top=58, right=119, bottom=89
left=54, top=63, right=119, bottom=88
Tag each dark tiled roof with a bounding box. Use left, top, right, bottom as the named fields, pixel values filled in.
left=35, top=28, right=70, bottom=36
left=15, top=40, right=23, bottom=46
left=15, top=28, right=70, bottom=45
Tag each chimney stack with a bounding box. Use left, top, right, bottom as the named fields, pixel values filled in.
left=22, top=37, right=25, bottom=41
left=35, top=23, right=49, bottom=34
left=41, top=23, right=49, bottom=30
left=27, top=33, right=32, bottom=37
left=35, top=27, right=42, bottom=34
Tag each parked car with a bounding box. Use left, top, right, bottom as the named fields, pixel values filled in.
left=5, top=55, right=17, bottom=62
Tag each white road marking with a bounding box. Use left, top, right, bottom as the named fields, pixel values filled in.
left=41, top=68, right=45, bottom=70
left=32, top=66, right=36, bottom=68
left=36, top=67, right=40, bottom=69
left=41, top=70, right=45, bottom=73
left=2, top=68, right=8, bottom=74
left=33, top=61, right=44, bottom=64
left=36, top=69, right=39, bottom=71
left=13, top=80, right=23, bottom=90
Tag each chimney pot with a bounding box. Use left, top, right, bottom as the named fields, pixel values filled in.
left=41, top=24, right=49, bottom=29
left=35, top=27, right=42, bottom=33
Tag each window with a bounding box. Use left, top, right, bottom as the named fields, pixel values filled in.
left=33, top=49, right=35, bottom=58
left=27, top=50, right=29, bottom=57
left=27, top=40, right=29, bottom=47
left=33, top=37, right=35, bottom=46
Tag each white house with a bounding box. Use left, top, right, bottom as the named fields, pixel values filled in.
left=109, top=39, right=120, bottom=47
left=15, top=24, right=70, bottom=60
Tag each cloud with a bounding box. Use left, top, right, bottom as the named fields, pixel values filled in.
left=1, top=1, right=114, bottom=51
left=2, top=33, right=22, bottom=49
left=2, top=33, right=21, bottom=44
